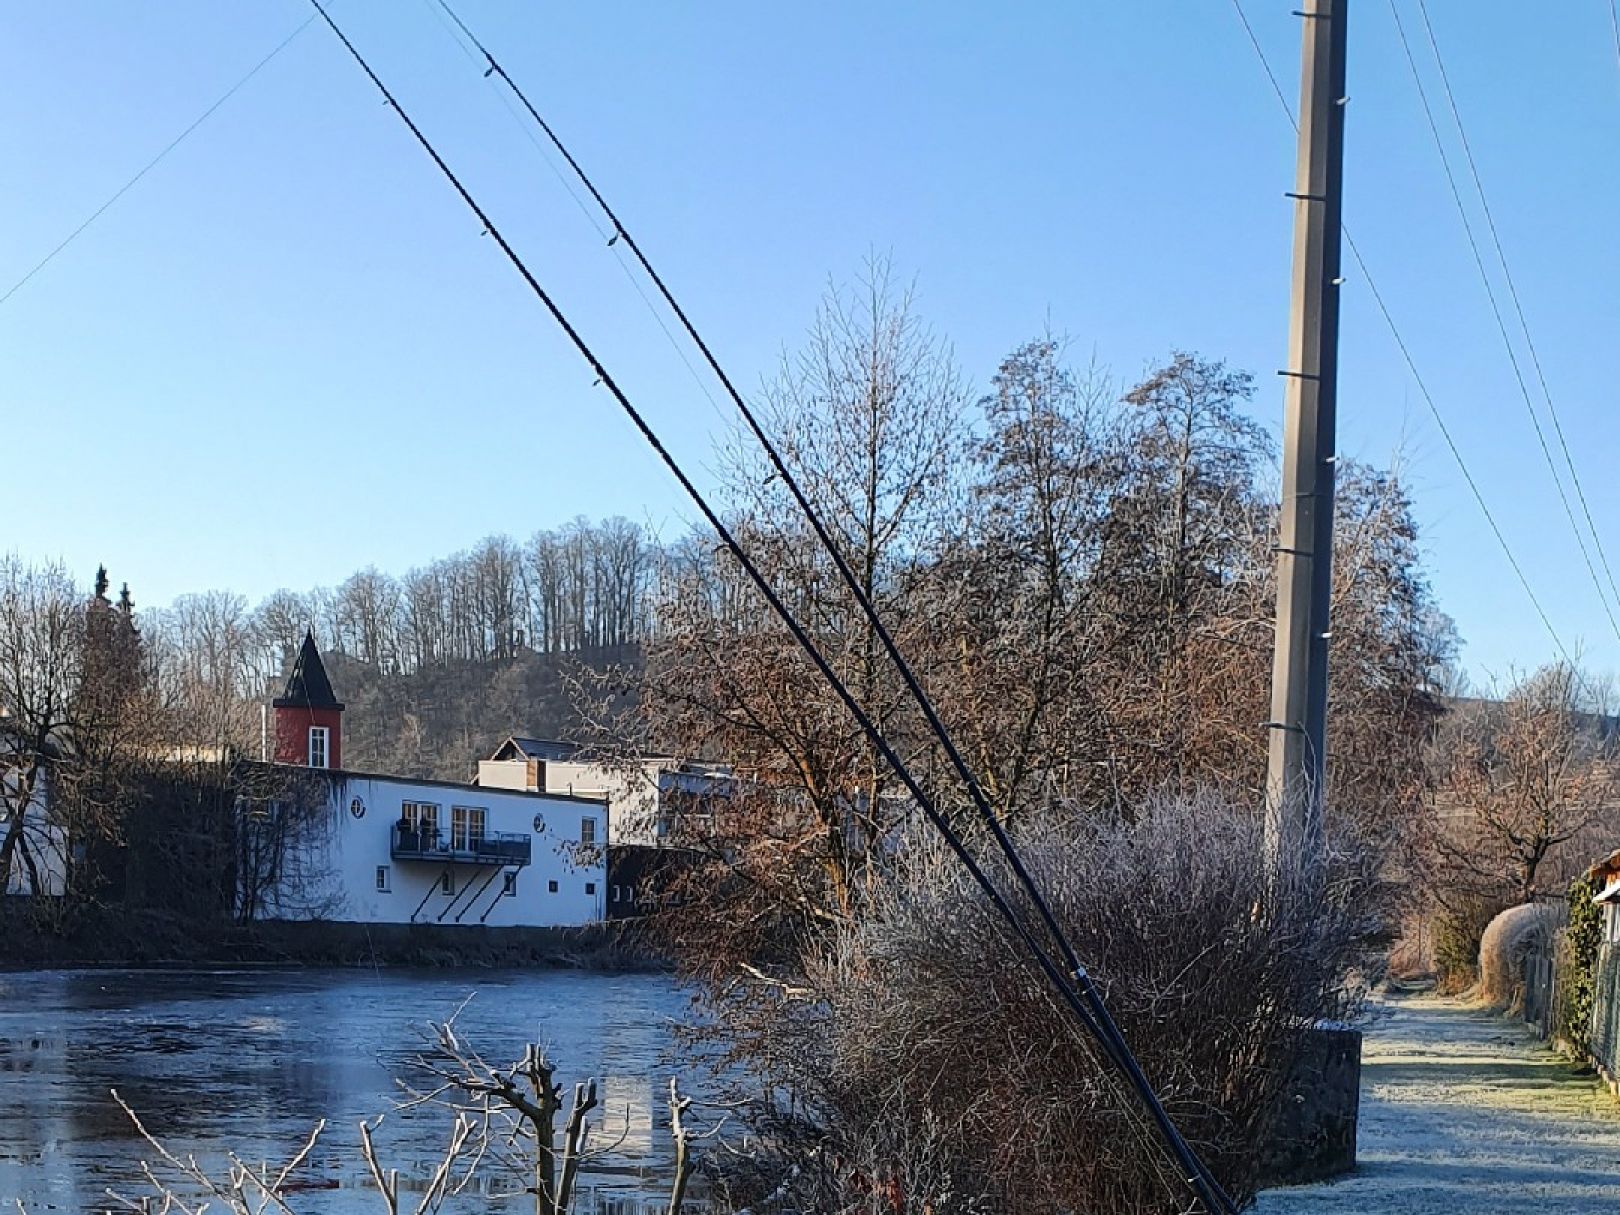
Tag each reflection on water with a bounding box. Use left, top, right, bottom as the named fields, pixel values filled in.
left=0, top=968, right=695, bottom=1212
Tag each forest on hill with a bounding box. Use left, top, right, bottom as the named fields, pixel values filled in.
left=326, top=642, right=638, bottom=780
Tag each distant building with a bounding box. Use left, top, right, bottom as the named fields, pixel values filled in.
left=253, top=634, right=606, bottom=927
left=478, top=735, right=731, bottom=846
left=478, top=735, right=730, bottom=919
left=1591, top=849, right=1620, bottom=944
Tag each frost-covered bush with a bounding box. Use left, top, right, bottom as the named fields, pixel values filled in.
left=1477, top=901, right=1563, bottom=1009
left=712, top=792, right=1378, bottom=1214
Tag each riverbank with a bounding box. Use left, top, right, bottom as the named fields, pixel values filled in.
left=1257, top=994, right=1620, bottom=1213
left=0, top=907, right=666, bottom=971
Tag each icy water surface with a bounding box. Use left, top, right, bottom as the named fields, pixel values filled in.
left=0, top=968, right=694, bottom=1213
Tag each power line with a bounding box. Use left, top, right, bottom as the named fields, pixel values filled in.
left=415, top=0, right=739, bottom=442
left=305, top=4, right=1235, bottom=1210
left=1387, top=0, right=1620, bottom=644
left=1410, top=0, right=1620, bottom=622
left=421, top=5, right=1237, bottom=1207
left=1610, top=1, right=1620, bottom=85
left=1227, top=0, right=1575, bottom=665
left=0, top=15, right=315, bottom=310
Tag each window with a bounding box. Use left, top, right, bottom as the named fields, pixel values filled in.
left=308, top=726, right=330, bottom=769
left=612, top=884, right=621, bottom=903
left=375, top=866, right=390, bottom=892
left=585, top=882, right=597, bottom=896
left=451, top=806, right=487, bottom=851
left=400, top=802, right=440, bottom=851
left=580, top=816, right=597, bottom=846
left=547, top=879, right=559, bottom=894
left=402, top=801, right=439, bottom=831
left=440, top=872, right=456, bottom=896
left=503, top=872, right=518, bottom=897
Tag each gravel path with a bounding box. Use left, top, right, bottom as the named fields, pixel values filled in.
left=1255, top=995, right=1620, bottom=1213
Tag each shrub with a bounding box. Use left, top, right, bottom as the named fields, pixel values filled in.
left=710, top=792, right=1377, bottom=1214
left=1477, top=902, right=1563, bottom=1009
left=1562, top=874, right=1603, bottom=1053
left=1433, top=894, right=1507, bottom=993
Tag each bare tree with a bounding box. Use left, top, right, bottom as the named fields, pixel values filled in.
left=103, top=1021, right=704, bottom=1215
left=0, top=558, right=148, bottom=901
left=1429, top=663, right=1620, bottom=905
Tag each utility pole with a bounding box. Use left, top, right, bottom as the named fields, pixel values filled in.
left=1266, top=0, right=1348, bottom=869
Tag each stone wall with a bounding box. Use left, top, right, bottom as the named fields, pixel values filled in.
left=1260, top=1024, right=1362, bottom=1186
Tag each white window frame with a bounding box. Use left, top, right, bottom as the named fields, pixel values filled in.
left=403, top=801, right=440, bottom=832
left=308, top=726, right=330, bottom=769
left=451, top=806, right=488, bottom=851
left=376, top=865, right=390, bottom=892
left=503, top=872, right=518, bottom=897
left=580, top=815, right=597, bottom=847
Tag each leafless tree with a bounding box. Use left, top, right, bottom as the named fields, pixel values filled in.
left=1428, top=663, right=1620, bottom=906
left=0, top=558, right=150, bottom=902
left=104, top=1021, right=704, bottom=1215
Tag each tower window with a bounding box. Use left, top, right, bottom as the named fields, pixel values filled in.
left=308, top=726, right=330, bottom=769
left=547, top=879, right=559, bottom=894
left=440, top=872, right=455, bottom=896
left=376, top=866, right=390, bottom=892
left=586, top=881, right=597, bottom=896
left=503, top=872, right=518, bottom=897
left=580, top=816, right=597, bottom=846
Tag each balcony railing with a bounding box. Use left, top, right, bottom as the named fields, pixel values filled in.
left=391, top=824, right=532, bottom=867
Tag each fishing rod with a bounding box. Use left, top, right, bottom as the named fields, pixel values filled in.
left=307, top=5, right=1233, bottom=1210
left=424, top=3, right=1237, bottom=1208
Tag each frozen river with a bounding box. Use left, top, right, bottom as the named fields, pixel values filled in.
left=0, top=967, right=693, bottom=1213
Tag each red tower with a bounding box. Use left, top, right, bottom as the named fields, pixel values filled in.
left=273, top=631, right=344, bottom=769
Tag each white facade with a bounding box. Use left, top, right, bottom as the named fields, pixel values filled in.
left=261, top=769, right=607, bottom=927
left=479, top=740, right=729, bottom=846
left=0, top=766, right=66, bottom=897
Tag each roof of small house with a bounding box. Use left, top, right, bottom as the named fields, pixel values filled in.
left=1587, top=848, right=1620, bottom=903
left=490, top=736, right=583, bottom=762
left=273, top=631, right=344, bottom=711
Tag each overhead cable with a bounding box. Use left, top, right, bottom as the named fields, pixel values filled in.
left=1228, top=0, right=1575, bottom=665
left=305, top=4, right=1234, bottom=1210
left=421, top=3, right=1238, bottom=1207
left=0, top=15, right=315, bottom=309
left=1388, top=0, right=1620, bottom=645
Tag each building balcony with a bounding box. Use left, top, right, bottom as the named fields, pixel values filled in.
left=391, top=824, right=532, bottom=867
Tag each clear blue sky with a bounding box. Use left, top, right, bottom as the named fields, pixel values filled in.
left=4, top=1, right=1618, bottom=685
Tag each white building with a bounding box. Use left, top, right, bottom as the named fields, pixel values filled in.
left=255, top=634, right=605, bottom=927
left=0, top=744, right=66, bottom=898
left=478, top=735, right=730, bottom=847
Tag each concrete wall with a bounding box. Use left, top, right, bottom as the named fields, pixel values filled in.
left=263, top=772, right=606, bottom=928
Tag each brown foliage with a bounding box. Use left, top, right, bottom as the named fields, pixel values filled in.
left=701, top=794, right=1375, bottom=1214
left=618, top=302, right=1449, bottom=979
left=1427, top=664, right=1620, bottom=908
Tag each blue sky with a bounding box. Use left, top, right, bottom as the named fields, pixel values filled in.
left=4, top=2, right=1618, bottom=685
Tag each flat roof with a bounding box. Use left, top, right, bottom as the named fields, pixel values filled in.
left=262, top=762, right=608, bottom=806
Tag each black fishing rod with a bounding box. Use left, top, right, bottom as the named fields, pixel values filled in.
left=308, top=6, right=1232, bottom=1210
left=423, top=4, right=1237, bottom=1209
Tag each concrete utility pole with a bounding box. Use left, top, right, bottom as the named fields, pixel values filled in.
left=1266, top=0, right=1348, bottom=868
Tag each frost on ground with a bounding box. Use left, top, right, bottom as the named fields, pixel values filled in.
left=1255, top=995, right=1620, bottom=1214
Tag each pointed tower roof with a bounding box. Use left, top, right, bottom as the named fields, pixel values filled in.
left=273, top=631, right=344, bottom=710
